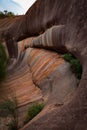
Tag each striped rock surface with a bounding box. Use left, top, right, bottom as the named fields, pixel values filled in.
left=0, top=39, right=42, bottom=129
left=0, top=37, right=77, bottom=129
left=22, top=25, right=87, bottom=130
left=0, top=0, right=87, bottom=129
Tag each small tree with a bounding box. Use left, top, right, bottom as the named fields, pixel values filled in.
left=7, top=12, right=15, bottom=17
left=0, top=43, right=8, bottom=81
left=0, top=97, right=18, bottom=130
left=4, top=10, right=8, bottom=15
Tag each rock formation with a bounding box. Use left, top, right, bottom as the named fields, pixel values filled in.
left=0, top=0, right=87, bottom=130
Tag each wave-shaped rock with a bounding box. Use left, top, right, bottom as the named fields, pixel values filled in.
left=0, top=0, right=87, bottom=129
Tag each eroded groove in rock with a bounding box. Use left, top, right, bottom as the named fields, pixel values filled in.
left=27, top=48, right=77, bottom=103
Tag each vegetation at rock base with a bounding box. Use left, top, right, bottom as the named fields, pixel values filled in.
left=0, top=43, right=8, bottom=81
left=0, top=97, right=18, bottom=130
left=24, top=103, right=44, bottom=124
left=0, top=10, right=15, bottom=19
left=62, top=53, right=82, bottom=79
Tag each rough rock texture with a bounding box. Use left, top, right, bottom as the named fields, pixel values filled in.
left=20, top=28, right=87, bottom=130
left=21, top=0, right=87, bottom=129
left=0, top=0, right=87, bottom=130
left=0, top=38, right=78, bottom=130
left=0, top=16, right=22, bottom=57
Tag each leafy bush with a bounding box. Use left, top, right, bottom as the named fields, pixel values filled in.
left=0, top=97, right=18, bottom=130
left=7, top=120, right=18, bottom=130
left=24, top=103, right=44, bottom=124
left=62, top=53, right=82, bottom=79
left=0, top=44, right=8, bottom=81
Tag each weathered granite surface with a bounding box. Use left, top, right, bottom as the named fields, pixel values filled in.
left=0, top=0, right=87, bottom=129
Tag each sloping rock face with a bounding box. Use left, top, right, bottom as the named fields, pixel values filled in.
left=21, top=0, right=87, bottom=129
left=0, top=16, right=22, bottom=58
left=0, top=38, right=78, bottom=130
left=0, top=0, right=87, bottom=129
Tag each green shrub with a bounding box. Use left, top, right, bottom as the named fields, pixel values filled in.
left=0, top=97, right=18, bottom=130
left=62, top=53, right=82, bottom=79
left=7, top=120, right=18, bottom=130
left=24, top=103, right=44, bottom=124
left=0, top=44, right=8, bottom=81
